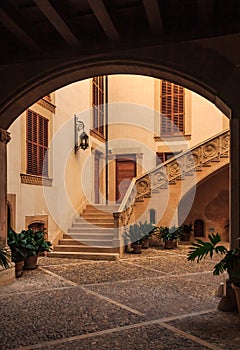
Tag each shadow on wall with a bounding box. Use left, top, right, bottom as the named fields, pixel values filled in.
left=204, top=190, right=229, bottom=241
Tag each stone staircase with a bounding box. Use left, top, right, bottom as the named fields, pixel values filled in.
left=49, top=205, right=120, bottom=260
left=50, top=130, right=230, bottom=261
left=115, top=129, right=230, bottom=230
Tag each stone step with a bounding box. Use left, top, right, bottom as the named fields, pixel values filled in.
left=54, top=244, right=119, bottom=253
left=81, top=212, right=114, bottom=218
left=63, top=233, right=114, bottom=240
left=68, top=228, right=114, bottom=235
left=69, top=223, right=114, bottom=230
left=59, top=239, right=86, bottom=245
left=86, top=205, right=119, bottom=212
left=62, top=236, right=113, bottom=246
left=73, top=221, right=114, bottom=226
left=76, top=217, right=114, bottom=223
left=48, top=251, right=119, bottom=261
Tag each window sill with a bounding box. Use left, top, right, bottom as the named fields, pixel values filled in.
left=37, top=98, right=56, bottom=113
left=20, top=174, right=53, bottom=187
left=154, top=134, right=191, bottom=142
left=90, top=129, right=105, bottom=142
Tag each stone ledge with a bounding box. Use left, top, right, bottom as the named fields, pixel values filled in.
left=20, top=174, right=53, bottom=186
left=154, top=134, right=191, bottom=142
left=0, top=266, right=15, bottom=286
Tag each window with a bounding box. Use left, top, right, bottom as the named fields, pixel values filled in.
left=149, top=209, right=156, bottom=224
left=28, top=222, right=44, bottom=233
left=92, top=76, right=105, bottom=136
left=160, top=80, right=184, bottom=135
left=26, top=109, right=48, bottom=176
left=156, top=152, right=181, bottom=166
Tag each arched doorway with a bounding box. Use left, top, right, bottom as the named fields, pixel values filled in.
left=194, top=219, right=204, bottom=237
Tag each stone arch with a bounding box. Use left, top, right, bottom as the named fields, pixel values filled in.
left=0, top=44, right=239, bottom=250
left=0, top=43, right=234, bottom=129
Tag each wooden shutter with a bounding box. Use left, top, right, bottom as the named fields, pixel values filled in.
left=161, top=81, right=184, bottom=135
left=92, top=76, right=104, bottom=136
left=26, top=110, right=48, bottom=176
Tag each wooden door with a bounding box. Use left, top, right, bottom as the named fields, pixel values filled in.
left=116, top=156, right=136, bottom=203
left=194, top=219, right=204, bottom=237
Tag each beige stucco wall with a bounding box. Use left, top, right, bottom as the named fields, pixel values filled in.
left=7, top=96, right=59, bottom=240
left=7, top=74, right=230, bottom=243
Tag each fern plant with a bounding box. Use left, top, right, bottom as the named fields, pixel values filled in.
left=0, top=247, right=11, bottom=268
left=187, top=233, right=240, bottom=281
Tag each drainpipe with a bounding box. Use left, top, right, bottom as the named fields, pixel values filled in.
left=105, top=75, right=109, bottom=205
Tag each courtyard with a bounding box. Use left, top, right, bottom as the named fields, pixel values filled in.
left=0, top=246, right=239, bottom=350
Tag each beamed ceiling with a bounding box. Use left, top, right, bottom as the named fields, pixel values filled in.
left=0, top=0, right=240, bottom=64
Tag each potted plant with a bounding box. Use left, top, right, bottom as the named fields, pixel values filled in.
left=159, top=225, right=182, bottom=249
left=24, top=229, right=52, bottom=269
left=126, top=221, right=155, bottom=254
left=187, top=232, right=240, bottom=314
left=139, top=221, right=156, bottom=249
left=8, top=228, right=27, bottom=277
left=180, top=222, right=193, bottom=242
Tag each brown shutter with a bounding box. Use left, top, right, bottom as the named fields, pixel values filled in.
left=92, top=76, right=105, bottom=137
left=26, top=110, right=48, bottom=176
left=161, top=81, right=185, bottom=135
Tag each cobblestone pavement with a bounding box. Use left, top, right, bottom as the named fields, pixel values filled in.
left=0, top=245, right=240, bottom=350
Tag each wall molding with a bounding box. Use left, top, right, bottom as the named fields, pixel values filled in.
left=20, top=174, right=53, bottom=186
left=37, top=98, right=56, bottom=113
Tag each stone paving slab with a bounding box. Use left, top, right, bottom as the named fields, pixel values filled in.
left=38, top=323, right=211, bottom=350
left=0, top=247, right=239, bottom=350
left=42, top=260, right=163, bottom=285
left=121, top=255, right=218, bottom=275
left=85, top=273, right=223, bottom=319
left=0, top=268, right=72, bottom=295
left=169, top=311, right=240, bottom=349
left=0, top=287, right=146, bottom=350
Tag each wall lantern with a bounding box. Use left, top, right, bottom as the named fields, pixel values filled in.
left=74, top=115, right=89, bottom=153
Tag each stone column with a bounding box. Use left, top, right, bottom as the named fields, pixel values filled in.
left=0, top=128, right=11, bottom=248
left=230, top=117, right=240, bottom=249
left=113, top=211, right=123, bottom=256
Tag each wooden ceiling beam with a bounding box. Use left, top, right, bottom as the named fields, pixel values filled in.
left=33, top=0, right=80, bottom=48
left=197, top=0, right=213, bottom=29
left=143, top=0, right=163, bottom=35
left=0, top=8, right=40, bottom=51
left=88, top=0, right=120, bottom=41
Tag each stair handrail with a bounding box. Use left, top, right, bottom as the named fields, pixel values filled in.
left=114, top=129, right=230, bottom=229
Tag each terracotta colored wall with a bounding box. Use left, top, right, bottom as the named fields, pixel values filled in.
left=180, top=166, right=229, bottom=241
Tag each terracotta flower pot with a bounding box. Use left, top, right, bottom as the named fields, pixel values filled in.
left=132, top=244, right=142, bottom=254
left=232, top=283, right=240, bottom=316
left=24, top=255, right=38, bottom=270
left=164, top=240, right=175, bottom=249
left=15, top=260, right=24, bottom=278
left=142, top=239, right=149, bottom=249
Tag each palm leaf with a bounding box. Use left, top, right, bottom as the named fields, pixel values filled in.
left=187, top=233, right=227, bottom=263
left=0, top=248, right=11, bottom=268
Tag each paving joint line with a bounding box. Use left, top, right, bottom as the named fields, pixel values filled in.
left=158, top=321, right=221, bottom=350
left=80, top=285, right=145, bottom=316
left=82, top=270, right=213, bottom=288
left=11, top=309, right=218, bottom=350
left=119, top=259, right=169, bottom=274
left=38, top=266, right=79, bottom=286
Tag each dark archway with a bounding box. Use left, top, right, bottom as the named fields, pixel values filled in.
left=194, top=219, right=204, bottom=237
left=0, top=42, right=234, bottom=130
